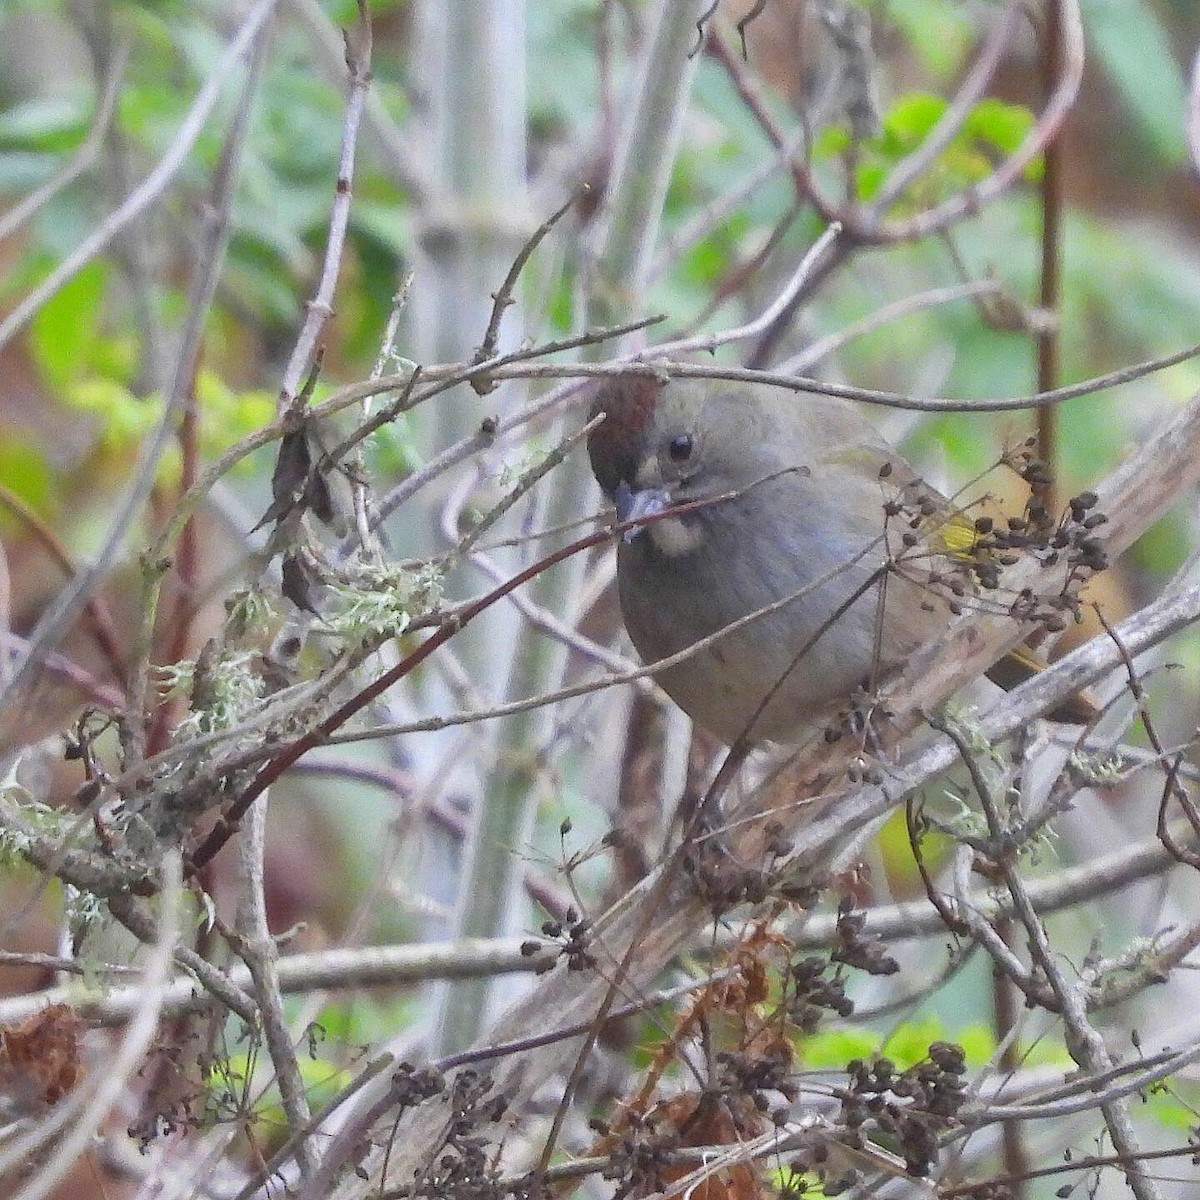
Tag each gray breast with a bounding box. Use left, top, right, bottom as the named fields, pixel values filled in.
left=615, top=499, right=890, bottom=742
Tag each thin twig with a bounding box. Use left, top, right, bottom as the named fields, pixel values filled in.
left=1, top=856, right=182, bottom=1200
left=651, top=221, right=842, bottom=358
left=146, top=337, right=1200, bottom=590
left=941, top=1142, right=1200, bottom=1198
left=874, top=2, right=1023, bottom=208
left=290, top=0, right=431, bottom=202
left=473, top=187, right=586, bottom=370
left=705, top=26, right=838, bottom=224
left=649, top=131, right=807, bottom=281
left=1189, top=45, right=1200, bottom=179
left=139, top=12, right=277, bottom=753
left=873, top=0, right=1085, bottom=242
left=0, top=0, right=279, bottom=716
left=0, top=482, right=126, bottom=683
left=230, top=799, right=315, bottom=1176
left=278, top=0, right=372, bottom=409
left=778, top=280, right=1004, bottom=376
left=0, top=936, right=556, bottom=1027
left=939, top=717, right=1163, bottom=1200
left=1035, top=0, right=1068, bottom=515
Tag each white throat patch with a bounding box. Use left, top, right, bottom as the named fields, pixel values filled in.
left=647, top=514, right=706, bottom=556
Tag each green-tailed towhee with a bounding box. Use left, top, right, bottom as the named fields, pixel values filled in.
left=587, top=373, right=1076, bottom=745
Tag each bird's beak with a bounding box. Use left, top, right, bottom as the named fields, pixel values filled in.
left=614, top=480, right=673, bottom=542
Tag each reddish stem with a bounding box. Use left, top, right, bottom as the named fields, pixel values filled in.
left=1036, top=0, right=1066, bottom=513
left=147, top=381, right=201, bottom=755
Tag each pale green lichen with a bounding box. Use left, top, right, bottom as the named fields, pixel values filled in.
left=64, top=883, right=106, bottom=941
left=1067, top=748, right=1126, bottom=786
left=159, top=650, right=266, bottom=741
left=323, top=561, right=443, bottom=643
left=0, top=758, right=67, bottom=866
left=224, top=586, right=275, bottom=640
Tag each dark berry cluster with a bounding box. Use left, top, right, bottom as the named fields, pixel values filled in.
left=595, top=1111, right=681, bottom=1200
left=831, top=897, right=900, bottom=976
left=836, top=1043, right=968, bottom=1178
left=410, top=1069, right=509, bottom=1200
left=683, top=839, right=771, bottom=914
left=390, top=1061, right=446, bottom=1109
left=881, top=444, right=1110, bottom=636
left=787, top=956, right=854, bottom=1033
left=524, top=907, right=596, bottom=972
left=716, top=1041, right=797, bottom=1118
left=971, top=486, right=1108, bottom=626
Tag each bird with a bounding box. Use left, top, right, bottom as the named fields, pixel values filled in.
left=586, top=373, right=1082, bottom=746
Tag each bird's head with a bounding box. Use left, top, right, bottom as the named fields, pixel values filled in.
left=587, top=374, right=763, bottom=554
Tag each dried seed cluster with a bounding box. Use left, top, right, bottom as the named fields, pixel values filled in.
left=594, top=1111, right=681, bottom=1200
left=716, top=1039, right=797, bottom=1117
left=390, top=1061, right=445, bottom=1109
left=683, top=819, right=805, bottom=916
left=836, top=1043, right=968, bottom=1177
left=831, top=897, right=900, bottom=976
left=407, top=1069, right=510, bottom=1200
left=883, top=443, right=1109, bottom=634
left=684, top=841, right=771, bottom=913
left=787, top=955, right=854, bottom=1033
left=523, top=906, right=596, bottom=972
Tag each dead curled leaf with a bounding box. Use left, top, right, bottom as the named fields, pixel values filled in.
left=0, top=1003, right=84, bottom=1110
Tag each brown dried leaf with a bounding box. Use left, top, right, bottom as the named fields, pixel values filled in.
left=0, top=1003, right=84, bottom=1110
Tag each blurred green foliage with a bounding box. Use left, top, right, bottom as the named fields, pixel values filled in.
left=817, top=93, right=1041, bottom=206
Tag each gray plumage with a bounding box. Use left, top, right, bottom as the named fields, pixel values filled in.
left=588, top=376, right=967, bottom=743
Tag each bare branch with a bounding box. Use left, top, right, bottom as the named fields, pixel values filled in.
left=278, top=0, right=372, bottom=409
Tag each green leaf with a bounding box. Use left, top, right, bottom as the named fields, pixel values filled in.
left=881, top=92, right=947, bottom=147
left=964, top=99, right=1035, bottom=159
left=766, top=1165, right=828, bottom=1199
left=883, top=0, right=976, bottom=77
left=224, top=234, right=306, bottom=328
left=65, top=378, right=159, bottom=451
left=352, top=200, right=411, bottom=258
left=0, top=150, right=61, bottom=192
left=28, top=261, right=110, bottom=391
left=194, top=371, right=275, bottom=462
left=801, top=1027, right=882, bottom=1069
left=0, top=441, right=56, bottom=520
left=1145, top=1083, right=1198, bottom=1131
left=855, top=160, right=887, bottom=202
left=881, top=1020, right=949, bottom=1069
left=1129, top=511, right=1192, bottom=577
left=0, top=95, right=88, bottom=150
left=814, top=125, right=851, bottom=160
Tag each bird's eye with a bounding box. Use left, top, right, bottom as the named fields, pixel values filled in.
left=667, top=433, right=694, bottom=462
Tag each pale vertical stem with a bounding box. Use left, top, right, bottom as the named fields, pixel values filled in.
left=404, top=0, right=532, bottom=1052
left=588, top=0, right=709, bottom=320
left=409, top=0, right=528, bottom=449
left=435, top=0, right=711, bottom=1056
left=234, top=795, right=315, bottom=1177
